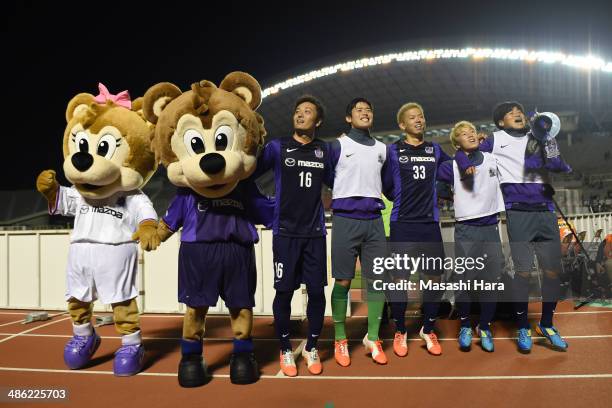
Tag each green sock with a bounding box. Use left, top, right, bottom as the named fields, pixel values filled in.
left=331, top=283, right=349, bottom=340
left=366, top=282, right=385, bottom=341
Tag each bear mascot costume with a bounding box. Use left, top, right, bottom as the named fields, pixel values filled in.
left=36, top=83, right=159, bottom=376
left=142, top=72, right=271, bottom=386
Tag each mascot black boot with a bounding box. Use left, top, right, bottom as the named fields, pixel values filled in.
left=229, top=339, right=259, bottom=385
left=178, top=339, right=208, bottom=387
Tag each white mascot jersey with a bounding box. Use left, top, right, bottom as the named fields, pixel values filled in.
left=53, top=186, right=157, bottom=244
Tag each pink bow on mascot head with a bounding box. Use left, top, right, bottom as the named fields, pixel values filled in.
left=93, top=83, right=132, bottom=109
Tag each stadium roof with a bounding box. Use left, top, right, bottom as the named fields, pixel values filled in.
left=257, top=48, right=612, bottom=140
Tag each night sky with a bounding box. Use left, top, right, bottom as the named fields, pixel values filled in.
left=3, top=0, right=611, bottom=189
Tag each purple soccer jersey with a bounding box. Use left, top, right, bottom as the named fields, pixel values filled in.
left=162, top=178, right=273, bottom=244
left=255, top=137, right=333, bottom=236
left=383, top=140, right=452, bottom=223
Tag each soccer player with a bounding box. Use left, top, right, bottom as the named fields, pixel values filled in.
left=437, top=121, right=505, bottom=352
left=383, top=102, right=452, bottom=356
left=256, top=96, right=331, bottom=376
left=455, top=102, right=572, bottom=352
left=330, top=97, right=390, bottom=366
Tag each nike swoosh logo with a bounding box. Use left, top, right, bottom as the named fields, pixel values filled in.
left=399, top=149, right=406, bottom=152
left=500, top=144, right=509, bottom=148
left=282, top=333, right=290, bottom=338
left=311, top=334, right=319, bottom=338
left=287, top=148, right=298, bottom=152
left=516, top=311, right=525, bottom=315
left=428, top=318, right=436, bottom=322
left=345, top=153, right=355, bottom=157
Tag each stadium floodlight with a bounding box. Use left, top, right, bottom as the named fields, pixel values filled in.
left=261, top=48, right=612, bottom=99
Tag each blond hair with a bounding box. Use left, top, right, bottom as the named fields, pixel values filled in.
left=449, top=121, right=477, bottom=150
left=396, top=102, right=425, bottom=125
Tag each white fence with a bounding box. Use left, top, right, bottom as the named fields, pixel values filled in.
left=0, top=227, right=334, bottom=318
left=1, top=212, right=611, bottom=317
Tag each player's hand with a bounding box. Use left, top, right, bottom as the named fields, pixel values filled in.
left=36, top=170, right=59, bottom=204
left=464, top=166, right=476, bottom=176
left=132, top=220, right=161, bottom=251
left=156, top=219, right=174, bottom=243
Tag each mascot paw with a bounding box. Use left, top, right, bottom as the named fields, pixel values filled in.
left=178, top=354, right=209, bottom=387
left=229, top=352, right=259, bottom=385
left=132, top=220, right=161, bottom=251
left=36, top=169, right=59, bottom=204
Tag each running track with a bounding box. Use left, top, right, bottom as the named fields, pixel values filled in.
left=0, top=301, right=610, bottom=407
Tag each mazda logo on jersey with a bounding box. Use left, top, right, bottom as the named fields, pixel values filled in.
left=82, top=205, right=124, bottom=219
left=197, top=201, right=209, bottom=212
left=399, top=156, right=409, bottom=164
left=285, top=158, right=296, bottom=167
left=425, top=146, right=434, bottom=154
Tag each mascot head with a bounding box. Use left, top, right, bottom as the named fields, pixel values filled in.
left=62, top=84, right=157, bottom=199
left=142, top=72, right=266, bottom=198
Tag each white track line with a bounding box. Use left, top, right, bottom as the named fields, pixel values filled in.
left=0, top=367, right=610, bottom=381
left=0, top=312, right=67, bottom=328
left=1, top=332, right=611, bottom=342
left=0, top=318, right=32, bottom=328
left=0, top=317, right=71, bottom=344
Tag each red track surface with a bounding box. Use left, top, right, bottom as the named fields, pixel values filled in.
left=0, top=301, right=611, bottom=408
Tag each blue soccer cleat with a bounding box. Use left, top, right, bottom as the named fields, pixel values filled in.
left=517, top=328, right=532, bottom=353
left=476, top=325, right=494, bottom=352
left=536, top=324, right=568, bottom=351
left=458, top=327, right=473, bottom=351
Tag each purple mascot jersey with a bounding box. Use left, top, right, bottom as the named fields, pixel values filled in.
left=163, top=180, right=273, bottom=308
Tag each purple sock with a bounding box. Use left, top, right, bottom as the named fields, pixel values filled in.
left=422, top=301, right=440, bottom=334
left=540, top=301, right=557, bottom=327
left=512, top=274, right=530, bottom=329
left=456, top=301, right=471, bottom=328
left=233, top=338, right=254, bottom=353
left=390, top=302, right=407, bottom=333
left=273, top=290, right=293, bottom=351
left=305, top=287, right=325, bottom=351
left=479, top=302, right=496, bottom=329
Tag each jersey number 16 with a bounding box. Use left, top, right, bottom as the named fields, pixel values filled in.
left=299, top=171, right=312, bottom=188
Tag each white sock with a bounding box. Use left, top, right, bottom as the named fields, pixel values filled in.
left=73, top=322, right=93, bottom=337
left=122, top=330, right=142, bottom=346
